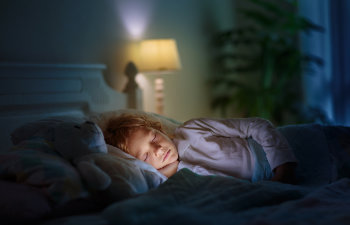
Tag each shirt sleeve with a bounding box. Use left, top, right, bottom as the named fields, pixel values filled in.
left=180, top=118, right=298, bottom=170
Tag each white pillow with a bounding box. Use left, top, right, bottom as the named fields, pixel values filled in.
left=71, top=144, right=168, bottom=203
left=106, top=144, right=167, bottom=189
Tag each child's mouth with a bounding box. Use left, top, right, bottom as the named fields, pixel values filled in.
left=163, top=149, right=170, bottom=162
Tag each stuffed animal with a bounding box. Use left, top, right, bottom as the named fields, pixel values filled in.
left=53, top=121, right=112, bottom=191
left=10, top=117, right=167, bottom=203
left=53, top=120, right=167, bottom=202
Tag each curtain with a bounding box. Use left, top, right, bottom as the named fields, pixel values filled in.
left=331, top=0, right=350, bottom=126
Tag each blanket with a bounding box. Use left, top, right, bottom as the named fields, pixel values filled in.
left=42, top=169, right=350, bottom=225
left=278, top=124, right=350, bottom=186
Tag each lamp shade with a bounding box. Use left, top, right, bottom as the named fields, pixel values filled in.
left=138, top=39, right=181, bottom=73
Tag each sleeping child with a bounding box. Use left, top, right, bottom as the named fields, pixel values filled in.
left=103, top=114, right=298, bottom=184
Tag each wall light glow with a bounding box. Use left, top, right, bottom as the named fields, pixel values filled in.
left=116, top=0, right=155, bottom=39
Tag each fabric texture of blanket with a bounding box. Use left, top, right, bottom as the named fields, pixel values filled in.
left=42, top=169, right=350, bottom=225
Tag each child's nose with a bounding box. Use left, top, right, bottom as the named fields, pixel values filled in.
left=154, top=145, right=165, bottom=157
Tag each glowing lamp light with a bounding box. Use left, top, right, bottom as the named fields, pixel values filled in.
left=138, top=39, right=181, bottom=115
left=120, top=13, right=148, bottom=39
left=116, top=0, right=155, bottom=39
left=138, top=39, right=182, bottom=73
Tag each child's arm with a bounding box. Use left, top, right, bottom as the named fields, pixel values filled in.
left=181, top=118, right=298, bottom=178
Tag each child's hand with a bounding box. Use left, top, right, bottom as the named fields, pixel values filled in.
left=271, top=162, right=297, bottom=184
left=158, top=160, right=179, bottom=178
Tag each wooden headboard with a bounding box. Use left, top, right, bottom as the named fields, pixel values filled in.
left=0, top=63, right=126, bottom=152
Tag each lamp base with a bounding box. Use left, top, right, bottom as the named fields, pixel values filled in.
left=154, top=77, right=164, bottom=115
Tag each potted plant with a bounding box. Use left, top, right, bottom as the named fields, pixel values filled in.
left=210, top=0, right=324, bottom=125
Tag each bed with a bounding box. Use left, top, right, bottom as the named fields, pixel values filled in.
left=1, top=63, right=350, bottom=225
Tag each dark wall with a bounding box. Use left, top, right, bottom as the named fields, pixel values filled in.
left=0, top=0, right=122, bottom=63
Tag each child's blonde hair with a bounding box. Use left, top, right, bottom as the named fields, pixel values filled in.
left=103, top=113, right=164, bottom=153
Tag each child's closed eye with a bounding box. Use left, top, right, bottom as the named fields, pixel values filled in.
left=143, top=152, right=149, bottom=161
left=152, top=132, right=157, bottom=143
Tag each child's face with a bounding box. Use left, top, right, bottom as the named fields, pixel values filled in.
left=126, top=127, right=179, bottom=170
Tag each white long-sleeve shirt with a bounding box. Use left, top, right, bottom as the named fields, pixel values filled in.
left=172, top=118, right=297, bottom=180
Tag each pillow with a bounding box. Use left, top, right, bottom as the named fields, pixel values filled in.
left=0, top=138, right=89, bottom=206
left=90, top=144, right=167, bottom=203
left=106, top=143, right=167, bottom=184
left=88, top=109, right=182, bottom=138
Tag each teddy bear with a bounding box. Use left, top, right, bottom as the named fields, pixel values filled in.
left=53, top=120, right=112, bottom=191
left=53, top=120, right=167, bottom=201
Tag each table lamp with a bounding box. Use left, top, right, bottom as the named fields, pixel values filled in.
left=138, top=39, right=181, bottom=115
